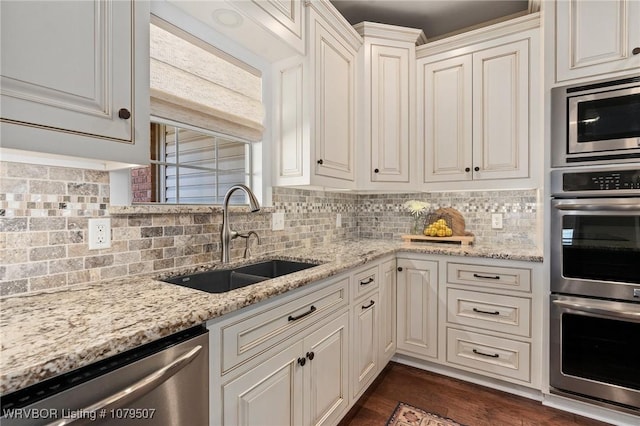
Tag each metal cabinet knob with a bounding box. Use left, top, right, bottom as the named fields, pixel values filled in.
left=306, top=351, right=315, bottom=361
left=633, top=47, right=640, bottom=55
left=297, top=357, right=306, bottom=366
left=397, top=267, right=403, bottom=272
left=474, top=166, right=480, bottom=172
left=465, top=167, right=471, bottom=172
left=118, top=108, right=131, bottom=119
left=374, top=168, right=379, bottom=173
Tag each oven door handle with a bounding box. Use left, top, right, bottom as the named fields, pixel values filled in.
left=553, top=203, right=639, bottom=211
left=553, top=299, right=640, bottom=321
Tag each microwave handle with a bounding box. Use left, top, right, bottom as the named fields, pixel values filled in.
left=554, top=203, right=639, bottom=211
left=553, top=299, right=640, bottom=321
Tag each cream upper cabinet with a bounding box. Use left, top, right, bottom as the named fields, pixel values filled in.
left=273, top=1, right=361, bottom=188
left=417, top=15, right=540, bottom=190
left=555, top=0, right=640, bottom=82
left=0, top=0, right=149, bottom=166
left=355, top=23, right=425, bottom=190
left=419, top=39, right=530, bottom=184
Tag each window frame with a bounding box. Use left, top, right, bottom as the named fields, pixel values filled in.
left=144, top=116, right=254, bottom=205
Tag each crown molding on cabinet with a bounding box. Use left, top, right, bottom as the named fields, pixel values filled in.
left=353, top=21, right=427, bottom=46
left=305, top=0, right=363, bottom=50
left=416, top=12, right=540, bottom=59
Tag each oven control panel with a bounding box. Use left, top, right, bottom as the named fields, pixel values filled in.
left=552, top=167, right=640, bottom=196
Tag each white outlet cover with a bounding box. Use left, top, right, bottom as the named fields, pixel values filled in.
left=491, top=213, right=503, bottom=229
left=272, top=212, right=285, bottom=231
left=88, top=218, right=111, bottom=250
left=336, top=213, right=342, bottom=228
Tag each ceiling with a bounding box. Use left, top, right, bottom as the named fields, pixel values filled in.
left=329, top=0, right=531, bottom=40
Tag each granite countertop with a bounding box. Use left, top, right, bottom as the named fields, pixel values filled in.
left=0, top=239, right=542, bottom=396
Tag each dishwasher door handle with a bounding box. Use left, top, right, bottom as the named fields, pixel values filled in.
left=46, top=345, right=203, bottom=426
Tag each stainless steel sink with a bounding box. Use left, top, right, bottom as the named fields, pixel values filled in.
left=162, top=260, right=319, bottom=294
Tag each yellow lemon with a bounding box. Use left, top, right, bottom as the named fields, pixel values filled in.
left=446, top=229, right=453, bottom=237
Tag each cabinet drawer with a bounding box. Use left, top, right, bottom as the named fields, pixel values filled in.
left=352, top=265, right=379, bottom=300
left=446, top=328, right=530, bottom=383
left=447, top=262, right=531, bottom=293
left=446, top=288, right=531, bottom=337
left=221, top=278, right=349, bottom=373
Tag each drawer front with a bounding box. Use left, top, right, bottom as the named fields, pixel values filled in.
left=446, top=288, right=531, bottom=337
left=446, top=328, right=530, bottom=383
left=352, top=265, right=379, bottom=300
left=447, top=262, right=531, bottom=293
left=221, top=278, right=349, bottom=373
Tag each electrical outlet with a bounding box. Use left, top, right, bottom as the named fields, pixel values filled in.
left=88, top=218, right=111, bottom=250
left=272, top=212, right=285, bottom=231
left=491, top=213, right=503, bottom=230
left=336, top=213, right=342, bottom=228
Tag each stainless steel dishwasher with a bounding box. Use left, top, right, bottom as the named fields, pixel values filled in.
left=1, top=325, right=209, bottom=426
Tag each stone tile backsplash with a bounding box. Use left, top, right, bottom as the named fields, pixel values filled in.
left=0, top=161, right=538, bottom=296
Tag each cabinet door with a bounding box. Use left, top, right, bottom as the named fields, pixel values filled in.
left=420, top=55, right=473, bottom=183
left=222, top=341, right=304, bottom=426
left=370, top=45, right=410, bottom=183
left=556, top=0, right=640, bottom=82
left=311, top=17, right=355, bottom=181
left=0, top=0, right=133, bottom=142
left=396, top=258, right=438, bottom=359
left=304, top=311, right=349, bottom=426
left=351, top=293, right=379, bottom=400
left=379, top=258, right=397, bottom=365
left=472, top=40, right=529, bottom=180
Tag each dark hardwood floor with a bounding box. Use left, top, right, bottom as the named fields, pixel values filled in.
left=338, top=362, right=611, bottom=426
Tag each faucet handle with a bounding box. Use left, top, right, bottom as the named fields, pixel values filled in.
left=242, top=231, right=261, bottom=258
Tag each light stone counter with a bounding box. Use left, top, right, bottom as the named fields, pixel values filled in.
left=0, top=239, right=541, bottom=395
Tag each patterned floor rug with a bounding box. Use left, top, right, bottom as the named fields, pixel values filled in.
left=386, top=402, right=466, bottom=426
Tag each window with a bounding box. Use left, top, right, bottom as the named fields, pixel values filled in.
left=132, top=18, right=265, bottom=205
left=132, top=121, right=253, bottom=204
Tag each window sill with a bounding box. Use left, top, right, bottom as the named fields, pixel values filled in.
left=109, top=204, right=274, bottom=215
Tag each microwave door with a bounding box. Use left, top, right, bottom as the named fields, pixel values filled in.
left=568, top=88, right=640, bottom=154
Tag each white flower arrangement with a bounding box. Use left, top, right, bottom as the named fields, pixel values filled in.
left=403, top=200, right=430, bottom=217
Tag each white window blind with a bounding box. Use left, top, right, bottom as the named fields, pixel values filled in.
left=149, top=21, right=265, bottom=141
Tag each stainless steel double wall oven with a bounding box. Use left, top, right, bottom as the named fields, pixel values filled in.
left=550, top=166, right=640, bottom=413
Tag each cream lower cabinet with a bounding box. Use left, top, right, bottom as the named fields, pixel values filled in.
left=0, top=0, right=149, bottom=165
left=378, top=258, right=397, bottom=365
left=396, top=257, right=438, bottom=360
left=394, top=253, right=541, bottom=391
left=222, top=312, right=349, bottom=426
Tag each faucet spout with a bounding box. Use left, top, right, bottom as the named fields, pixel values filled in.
left=221, top=184, right=261, bottom=263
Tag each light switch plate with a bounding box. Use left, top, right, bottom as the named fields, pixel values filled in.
left=491, top=213, right=503, bottom=229
left=88, top=218, right=111, bottom=250
left=336, top=213, right=342, bottom=228
left=272, top=212, right=285, bottom=231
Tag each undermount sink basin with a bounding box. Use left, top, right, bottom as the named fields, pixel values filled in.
left=162, top=259, right=319, bottom=294
left=233, top=260, right=319, bottom=278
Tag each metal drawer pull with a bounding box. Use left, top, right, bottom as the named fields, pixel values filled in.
left=473, top=349, right=499, bottom=358
left=473, top=307, right=500, bottom=316
left=359, top=277, right=374, bottom=286
left=362, top=300, right=375, bottom=310
left=45, top=345, right=202, bottom=426
left=288, top=305, right=316, bottom=322
left=473, top=273, right=500, bottom=280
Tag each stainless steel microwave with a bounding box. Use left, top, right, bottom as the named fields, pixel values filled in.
left=551, top=75, right=640, bottom=167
